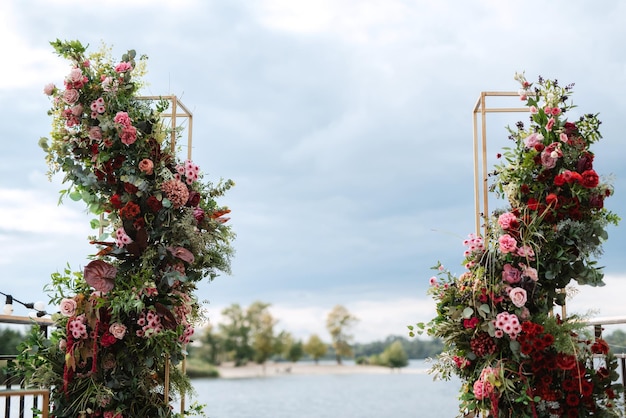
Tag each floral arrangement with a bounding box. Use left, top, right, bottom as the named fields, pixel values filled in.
left=411, top=74, right=623, bottom=417
left=15, top=40, right=234, bottom=417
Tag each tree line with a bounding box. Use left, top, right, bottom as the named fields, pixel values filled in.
left=0, top=300, right=464, bottom=379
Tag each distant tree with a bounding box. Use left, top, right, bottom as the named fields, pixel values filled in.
left=605, top=329, right=626, bottom=354
left=273, top=330, right=292, bottom=358
left=252, top=308, right=277, bottom=369
left=304, top=334, right=328, bottom=364
left=219, top=303, right=254, bottom=366
left=219, top=301, right=276, bottom=366
left=196, top=323, right=223, bottom=365
left=326, top=305, right=358, bottom=365
left=285, top=340, right=304, bottom=363
left=0, top=328, right=25, bottom=355
left=384, top=340, right=409, bottom=369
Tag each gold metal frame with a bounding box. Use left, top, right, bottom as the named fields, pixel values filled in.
left=139, top=95, right=194, bottom=159
left=472, top=92, right=567, bottom=318
left=472, top=92, right=529, bottom=236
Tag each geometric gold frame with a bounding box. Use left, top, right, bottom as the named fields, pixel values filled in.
left=473, top=93, right=568, bottom=319
left=472, top=91, right=529, bottom=236
left=139, top=95, right=194, bottom=159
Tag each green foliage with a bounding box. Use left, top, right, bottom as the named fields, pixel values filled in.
left=303, top=334, right=328, bottom=363
left=368, top=341, right=408, bottom=368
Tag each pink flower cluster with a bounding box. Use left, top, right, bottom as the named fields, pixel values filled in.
left=175, top=160, right=200, bottom=185
left=463, top=233, right=485, bottom=268
left=161, top=179, right=190, bottom=208
left=136, top=310, right=163, bottom=338
left=68, top=315, right=88, bottom=339
left=90, top=97, right=106, bottom=119
left=115, top=227, right=133, bottom=248
left=113, top=111, right=137, bottom=145
left=494, top=312, right=521, bottom=339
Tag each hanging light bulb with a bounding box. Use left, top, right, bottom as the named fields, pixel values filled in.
left=3, top=295, right=13, bottom=315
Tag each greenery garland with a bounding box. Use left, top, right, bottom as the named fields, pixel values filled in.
left=16, top=39, right=235, bottom=417
left=412, top=73, right=623, bottom=417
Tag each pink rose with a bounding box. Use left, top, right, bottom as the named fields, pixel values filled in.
left=59, top=298, right=77, bottom=317
left=138, top=159, right=154, bottom=175
left=559, top=132, right=568, bottom=142
left=509, top=287, right=527, bottom=307
left=502, top=263, right=521, bottom=284
left=66, top=68, right=84, bottom=84
left=71, top=104, right=83, bottom=117
left=109, top=323, right=127, bottom=339
left=516, top=245, right=535, bottom=259
left=546, top=117, right=555, bottom=131
left=473, top=379, right=493, bottom=401
left=520, top=264, right=538, bottom=281
left=115, top=61, right=133, bottom=73
left=120, top=125, right=137, bottom=145
left=43, top=83, right=55, bottom=95
left=89, top=126, right=102, bottom=141
left=113, top=111, right=132, bottom=127
left=498, top=234, right=517, bottom=254
left=62, top=89, right=80, bottom=104
left=523, top=132, right=543, bottom=149
left=529, top=105, right=538, bottom=114
left=497, top=212, right=518, bottom=230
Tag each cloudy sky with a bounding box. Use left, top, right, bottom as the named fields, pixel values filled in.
left=1, top=0, right=625, bottom=343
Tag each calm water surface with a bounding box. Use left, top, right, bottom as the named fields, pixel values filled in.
left=190, top=360, right=461, bottom=418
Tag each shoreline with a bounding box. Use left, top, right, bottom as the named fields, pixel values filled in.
left=212, top=361, right=430, bottom=379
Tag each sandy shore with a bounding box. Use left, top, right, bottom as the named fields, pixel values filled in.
left=214, top=362, right=429, bottom=379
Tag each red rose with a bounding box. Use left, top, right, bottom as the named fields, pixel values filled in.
left=527, top=198, right=540, bottom=210
left=187, top=191, right=201, bottom=207
left=564, top=121, right=577, bottom=135
left=589, top=194, right=604, bottom=209
left=591, top=338, right=610, bottom=355
left=124, top=182, right=138, bottom=194
left=146, top=196, right=162, bottom=213
left=576, top=152, right=594, bottom=173
left=553, top=174, right=566, bottom=187
left=545, top=193, right=559, bottom=208
left=110, top=194, right=123, bottom=209
left=100, top=332, right=117, bottom=347
left=556, top=353, right=577, bottom=370
left=581, top=169, right=599, bottom=188
left=119, top=201, right=141, bottom=219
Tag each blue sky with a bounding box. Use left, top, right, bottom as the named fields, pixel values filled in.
left=1, top=0, right=625, bottom=343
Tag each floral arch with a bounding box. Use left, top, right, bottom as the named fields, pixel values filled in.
left=414, top=73, right=623, bottom=417
left=17, top=40, right=235, bottom=417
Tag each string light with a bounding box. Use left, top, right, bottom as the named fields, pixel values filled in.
left=0, top=291, right=47, bottom=317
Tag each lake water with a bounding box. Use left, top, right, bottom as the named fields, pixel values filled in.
left=189, top=360, right=462, bottom=418
left=1, top=361, right=462, bottom=418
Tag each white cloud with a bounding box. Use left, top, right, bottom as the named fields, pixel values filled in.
left=0, top=3, right=67, bottom=90
left=0, top=187, right=91, bottom=235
